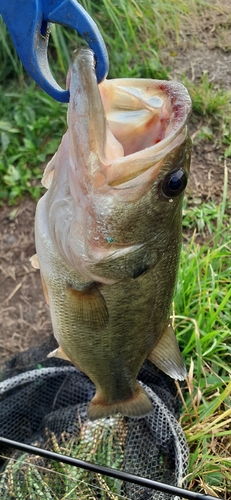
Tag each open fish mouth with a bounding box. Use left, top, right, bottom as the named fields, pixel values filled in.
left=98, top=67, right=191, bottom=189
left=42, top=49, right=191, bottom=192
left=100, top=78, right=189, bottom=156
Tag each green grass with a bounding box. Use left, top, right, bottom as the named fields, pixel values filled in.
left=0, top=0, right=199, bottom=85
left=181, top=73, right=231, bottom=159
left=183, top=73, right=231, bottom=119
left=0, top=0, right=231, bottom=496
left=0, top=85, right=67, bottom=203
left=174, top=191, right=231, bottom=497
left=0, top=0, right=220, bottom=85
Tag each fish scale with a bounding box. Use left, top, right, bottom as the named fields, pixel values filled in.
left=32, top=48, right=192, bottom=421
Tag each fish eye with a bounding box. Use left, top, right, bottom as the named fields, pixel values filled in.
left=160, top=168, right=187, bottom=198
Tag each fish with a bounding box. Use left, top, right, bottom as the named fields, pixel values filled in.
left=32, top=47, right=192, bottom=421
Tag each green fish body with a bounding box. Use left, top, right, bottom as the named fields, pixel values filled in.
left=33, top=48, right=192, bottom=420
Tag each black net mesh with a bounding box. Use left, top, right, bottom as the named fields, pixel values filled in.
left=0, top=337, right=188, bottom=499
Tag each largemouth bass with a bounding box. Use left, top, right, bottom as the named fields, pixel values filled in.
left=32, top=48, right=191, bottom=420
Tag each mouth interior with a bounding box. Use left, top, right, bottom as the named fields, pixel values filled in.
left=101, top=84, right=172, bottom=157
left=108, top=108, right=171, bottom=157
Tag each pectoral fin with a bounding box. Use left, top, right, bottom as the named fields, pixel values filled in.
left=148, top=323, right=187, bottom=381
left=67, top=284, right=109, bottom=331
left=48, top=347, right=72, bottom=362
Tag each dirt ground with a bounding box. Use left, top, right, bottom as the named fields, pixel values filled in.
left=0, top=2, right=231, bottom=370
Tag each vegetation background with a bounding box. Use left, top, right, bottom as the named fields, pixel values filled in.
left=0, top=0, right=230, bottom=497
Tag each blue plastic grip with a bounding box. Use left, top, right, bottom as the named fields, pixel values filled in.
left=0, top=0, right=109, bottom=102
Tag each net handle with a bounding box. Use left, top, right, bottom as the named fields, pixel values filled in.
left=0, top=436, right=221, bottom=500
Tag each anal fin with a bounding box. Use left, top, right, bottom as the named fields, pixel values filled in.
left=148, top=323, right=187, bottom=381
